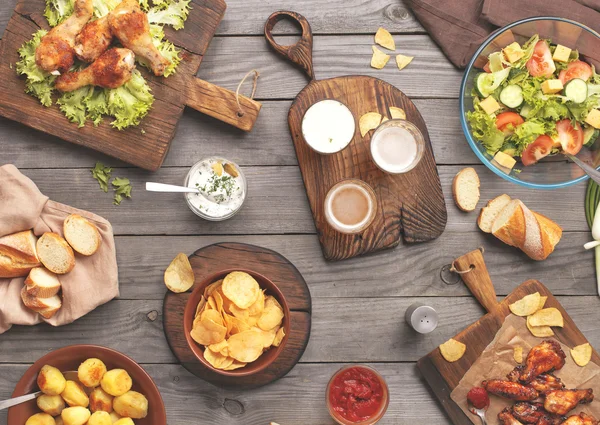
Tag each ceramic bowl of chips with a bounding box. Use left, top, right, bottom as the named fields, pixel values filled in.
left=183, top=269, right=290, bottom=377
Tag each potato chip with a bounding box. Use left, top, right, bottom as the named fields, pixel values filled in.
left=204, top=279, right=223, bottom=299
left=571, top=343, right=592, bottom=367
left=371, top=46, right=390, bottom=69
left=528, top=308, right=564, bottom=328
left=252, top=326, right=278, bottom=348
left=213, top=291, right=224, bottom=314
left=220, top=347, right=229, bottom=357
left=218, top=288, right=234, bottom=314
left=228, top=330, right=265, bottom=363
left=381, top=117, right=389, bottom=123
left=246, top=290, right=265, bottom=317
left=223, top=360, right=246, bottom=371
left=201, top=309, right=224, bottom=327
left=217, top=356, right=234, bottom=370
left=195, top=296, right=206, bottom=318
left=204, top=347, right=227, bottom=368
left=527, top=316, right=554, bottom=337
left=258, top=296, right=285, bottom=331
left=359, top=112, right=382, bottom=137
left=538, top=296, right=548, bottom=311
left=514, top=346, right=523, bottom=364
left=227, top=314, right=251, bottom=335
left=191, top=318, right=227, bottom=345
left=439, top=338, right=466, bottom=362
left=396, top=54, right=414, bottom=71
left=164, top=253, right=195, bottom=293
left=389, top=106, right=406, bottom=120
left=273, top=327, right=285, bottom=347
left=375, top=27, right=395, bottom=51
left=230, top=303, right=250, bottom=321
left=223, top=272, right=260, bottom=309
left=207, top=296, right=217, bottom=311
left=208, top=340, right=228, bottom=353
left=509, top=292, right=542, bottom=317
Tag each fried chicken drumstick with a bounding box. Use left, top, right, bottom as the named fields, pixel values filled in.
left=74, top=15, right=113, bottom=63
left=520, top=340, right=566, bottom=383
left=482, top=379, right=539, bottom=401
left=562, top=413, right=599, bottom=425
left=544, top=389, right=594, bottom=416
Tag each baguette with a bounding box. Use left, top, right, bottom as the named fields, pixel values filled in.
left=37, top=233, right=75, bottom=275
left=491, top=200, right=526, bottom=247
left=477, top=194, right=512, bottom=233
left=452, top=167, right=480, bottom=212
left=63, top=214, right=101, bottom=256
left=0, top=230, right=41, bottom=278
left=21, top=286, right=62, bottom=319
left=25, top=267, right=61, bottom=298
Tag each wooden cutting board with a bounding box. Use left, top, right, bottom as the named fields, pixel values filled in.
left=264, top=11, right=447, bottom=262
left=418, top=249, right=600, bottom=425
left=0, top=0, right=262, bottom=171
left=163, top=242, right=312, bottom=389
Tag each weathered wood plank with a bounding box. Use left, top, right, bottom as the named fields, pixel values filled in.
left=0, top=363, right=445, bottom=425
left=1, top=296, right=599, bottom=364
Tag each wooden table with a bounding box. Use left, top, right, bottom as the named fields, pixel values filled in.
left=0, top=1, right=598, bottom=424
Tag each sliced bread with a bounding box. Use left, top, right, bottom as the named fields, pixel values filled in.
left=534, top=212, right=563, bottom=249
left=478, top=194, right=512, bottom=233
left=0, top=230, right=41, bottom=277
left=491, top=200, right=526, bottom=248
left=452, top=167, right=481, bottom=212
left=21, top=286, right=62, bottom=319
left=521, top=204, right=546, bottom=261
left=25, top=267, right=61, bottom=298
left=63, top=214, right=102, bottom=256
left=37, top=233, right=75, bottom=275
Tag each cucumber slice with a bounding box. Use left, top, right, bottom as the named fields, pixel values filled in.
left=475, top=68, right=510, bottom=98
left=519, top=103, right=534, bottom=118
left=564, top=78, right=588, bottom=103
left=584, top=126, right=600, bottom=147
left=499, top=85, right=524, bottom=108
left=588, top=83, right=600, bottom=97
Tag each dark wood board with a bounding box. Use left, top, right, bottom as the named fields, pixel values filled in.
left=417, top=249, right=600, bottom=425
left=265, top=11, right=447, bottom=261
left=163, top=242, right=312, bottom=390
left=0, top=0, right=262, bottom=171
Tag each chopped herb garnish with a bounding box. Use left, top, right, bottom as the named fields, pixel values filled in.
left=112, top=177, right=132, bottom=205
left=91, top=162, right=112, bottom=192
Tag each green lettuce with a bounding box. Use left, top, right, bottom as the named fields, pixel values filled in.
left=466, top=109, right=505, bottom=155
left=57, top=86, right=93, bottom=127
left=16, top=30, right=57, bottom=107
left=107, top=69, right=154, bottom=129
left=148, top=0, right=191, bottom=30
left=511, top=35, right=539, bottom=69
left=140, top=24, right=181, bottom=77
left=92, top=0, right=121, bottom=17
left=44, top=0, right=74, bottom=27
left=569, top=97, right=600, bottom=122
left=511, top=119, right=551, bottom=154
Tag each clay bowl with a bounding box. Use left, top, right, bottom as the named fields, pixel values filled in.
left=8, top=345, right=166, bottom=425
left=183, top=268, right=290, bottom=377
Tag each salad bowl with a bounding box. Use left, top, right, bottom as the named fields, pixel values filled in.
left=460, top=17, right=600, bottom=189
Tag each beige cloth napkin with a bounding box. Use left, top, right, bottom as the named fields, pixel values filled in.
left=0, top=164, right=119, bottom=333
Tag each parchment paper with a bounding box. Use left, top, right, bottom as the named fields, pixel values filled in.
left=451, top=314, right=600, bottom=424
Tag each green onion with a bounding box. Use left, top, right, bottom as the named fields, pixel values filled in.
left=584, top=179, right=600, bottom=295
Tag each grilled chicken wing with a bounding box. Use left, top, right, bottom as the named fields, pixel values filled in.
left=499, top=408, right=526, bottom=425
left=108, top=0, right=170, bottom=76
left=482, top=379, right=539, bottom=401
left=35, top=0, right=94, bottom=73
left=544, top=389, right=594, bottom=416
left=55, top=48, right=135, bottom=92
left=530, top=374, right=566, bottom=394
left=512, top=402, right=565, bottom=425
left=74, top=15, right=113, bottom=62
left=520, top=340, right=566, bottom=383
left=561, top=413, right=599, bottom=425
left=508, top=365, right=525, bottom=382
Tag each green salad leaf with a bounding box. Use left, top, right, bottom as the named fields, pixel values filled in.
left=16, top=30, right=57, bottom=107
left=510, top=119, right=552, bottom=154
left=147, top=0, right=191, bottom=30
left=44, top=0, right=74, bottom=27
left=112, top=177, right=133, bottom=205
left=91, top=0, right=121, bottom=17
left=511, top=34, right=539, bottom=69
left=57, top=85, right=93, bottom=127
left=466, top=108, right=505, bottom=155
left=142, top=24, right=181, bottom=77
left=91, top=162, right=113, bottom=192
left=107, top=69, right=154, bottom=129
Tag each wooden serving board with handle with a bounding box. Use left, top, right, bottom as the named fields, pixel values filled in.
left=418, top=248, right=600, bottom=425
left=264, top=11, right=446, bottom=262
left=0, top=0, right=262, bottom=171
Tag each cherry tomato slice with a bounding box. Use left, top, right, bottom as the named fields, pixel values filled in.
left=556, top=119, right=584, bottom=155
left=496, top=112, right=524, bottom=134
left=521, top=135, right=554, bottom=166
left=558, top=60, right=593, bottom=85
left=526, top=41, right=556, bottom=78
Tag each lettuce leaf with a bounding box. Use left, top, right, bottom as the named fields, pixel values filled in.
left=511, top=119, right=551, bottom=154
left=16, top=30, right=57, bottom=107
left=57, top=86, right=94, bottom=127
left=139, top=24, right=181, bottom=77
left=44, top=0, right=74, bottom=27
left=107, top=69, right=154, bottom=129
left=511, top=35, right=539, bottom=69
left=466, top=109, right=505, bottom=155
left=569, top=97, right=600, bottom=122
left=147, top=0, right=191, bottom=30
left=92, top=0, right=121, bottom=17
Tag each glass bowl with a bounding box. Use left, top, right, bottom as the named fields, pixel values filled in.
left=460, top=17, right=600, bottom=189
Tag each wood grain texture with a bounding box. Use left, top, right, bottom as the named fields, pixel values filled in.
left=163, top=243, right=311, bottom=389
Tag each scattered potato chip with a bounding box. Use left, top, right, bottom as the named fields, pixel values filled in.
left=381, top=117, right=389, bottom=123
left=509, top=292, right=542, bottom=317
left=191, top=318, right=227, bottom=346
left=528, top=308, right=564, bottom=328
left=439, top=338, right=466, bottom=362
left=211, top=162, right=224, bottom=176
left=538, top=296, right=548, bottom=311
left=396, top=54, right=414, bottom=70
left=359, top=112, right=382, bottom=137
left=224, top=163, right=239, bottom=178
left=514, top=346, right=523, bottom=364
left=164, top=253, right=195, bottom=293
left=389, top=106, right=406, bottom=120
left=371, top=46, right=391, bottom=69
left=204, top=347, right=227, bottom=368
left=228, top=330, right=265, bottom=363
left=223, top=272, right=260, bottom=309
left=571, top=343, right=593, bottom=367
left=375, top=27, right=395, bottom=51
left=527, top=315, right=554, bottom=337
left=273, top=327, right=285, bottom=347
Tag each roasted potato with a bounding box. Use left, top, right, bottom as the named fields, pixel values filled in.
left=108, top=411, right=122, bottom=423
left=113, top=419, right=135, bottom=425
left=25, top=413, right=55, bottom=425
left=37, top=394, right=65, bottom=416
left=78, top=358, right=107, bottom=388
left=55, top=417, right=64, bottom=425
left=112, top=391, right=148, bottom=419
left=90, top=386, right=114, bottom=413
left=61, top=406, right=91, bottom=425
left=100, top=369, right=132, bottom=397
left=61, top=381, right=89, bottom=407
left=87, top=411, right=112, bottom=425
left=37, top=365, right=66, bottom=396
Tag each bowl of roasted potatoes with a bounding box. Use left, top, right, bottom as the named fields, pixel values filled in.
left=184, top=269, right=290, bottom=377
left=8, top=345, right=166, bottom=425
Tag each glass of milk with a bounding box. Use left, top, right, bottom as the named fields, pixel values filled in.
left=370, top=119, right=425, bottom=174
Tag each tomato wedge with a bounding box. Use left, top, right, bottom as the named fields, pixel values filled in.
left=483, top=62, right=491, bottom=73
left=556, top=119, right=584, bottom=155
left=558, top=60, right=593, bottom=85
left=495, top=112, right=524, bottom=134
left=521, top=135, right=554, bottom=166
left=526, top=41, right=556, bottom=78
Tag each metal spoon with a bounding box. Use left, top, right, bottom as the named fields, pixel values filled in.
left=0, top=371, right=80, bottom=411
left=469, top=405, right=488, bottom=425
left=565, top=153, right=600, bottom=186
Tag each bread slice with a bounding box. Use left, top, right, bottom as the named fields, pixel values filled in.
left=521, top=204, right=545, bottom=260
left=37, top=233, right=75, bottom=275
left=25, top=267, right=61, bottom=298
left=452, top=167, right=481, bottom=212
left=491, top=200, right=526, bottom=247
left=63, top=214, right=101, bottom=256
left=478, top=194, right=512, bottom=233
left=21, top=286, right=62, bottom=319
left=534, top=212, right=563, bottom=249
left=0, top=255, right=41, bottom=279
left=0, top=230, right=41, bottom=277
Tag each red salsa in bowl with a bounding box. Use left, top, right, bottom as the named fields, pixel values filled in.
left=326, top=365, right=389, bottom=425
